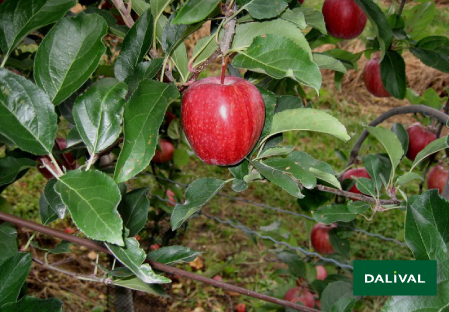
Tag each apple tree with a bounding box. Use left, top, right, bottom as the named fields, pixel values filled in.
left=0, top=0, right=448, bottom=311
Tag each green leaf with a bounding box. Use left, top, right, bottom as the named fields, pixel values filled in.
left=0, top=252, right=32, bottom=307
left=44, top=179, right=67, bottom=219
left=313, top=53, right=347, bottom=74
left=0, top=156, right=35, bottom=186
left=167, top=120, right=180, bottom=140
left=0, top=223, right=18, bottom=267
left=329, top=229, right=350, bottom=258
left=264, top=156, right=317, bottom=189
left=0, top=0, right=74, bottom=60
left=410, top=36, right=449, bottom=73
left=55, top=170, right=124, bottom=246
left=113, top=276, right=169, bottom=296
left=171, top=178, right=226, bottom=230
left=39, top=192, right=57, bottom=225
left=0, top=296, right=63, bottom=312
left=367, top=126, right=403, bottom=184
left=252, top=161, right=304, bottom=198
left=276, top=251, right=306, bottom=278
left=410, top=136, right=448, bottom=171
left=257, top=88, right=277, bottom=142
left=330, top=297, right=356, bottom=312
left=347, top=201, right=370, bottom=214
left=280, top=8, right=306, bottom=29
left=363, top=154, right=382, bottom=191
left=126, top=58, right=164, bottom=94
left=118, top=188, right=149, bottom=237
left=191, top=35, right=218, bottom=68
left=0, top=69, right=57, bottom=155
left=162, top=14, right=201, bottom=55
left=84, top=7, right=129, bottom=39
left=403, top=1, right=436, bottom=41
left=323, top=49, right=363, bottom=70
left=114, top=9, right=153, bottom=82
left=396, top=172, right=423, bottom=186
left=231, top=19, right=312, bottom=56
left=106, top=237, right=170, bottom=284
left=312, top=205, right=357, bottom=224
left=172, top=0, right=220, bottom=24
left=405, top=190, right=449, bottom=261
left=354, top=0, right=393, bottom=59
left=242, top=0, right=288, bottom=20
left=275, top=95, right=303, bottom=114
left=150, top=0, right=173, bottom=51
left=268, top=108, right=350, bottom=142
left=173, top=149, right=190, bottom=166
left=233, top=35, right=321, bottom=93
left=232, top=179, right=248, bottom=192
left=34, top=14, right=107, bottom=105
left=73, top=78, right=127, bottom=155
left=30, top=240, right=71, bottom=254
left=114, top=80, right=179, bottom=183
left=147, top=246, right=202, bottom=265
left=391, top=123, right=408, bottom=157
left=321, top=281, right=354, bottom=312
left=300, top=7, right=327, bottom=34
left=355, top=177, right=376, bottom=197
left=256, top=146, right=295, bottom=159
left=380, top=50, right=406, bottom=99
left=289, top=151, right=340, bottom=189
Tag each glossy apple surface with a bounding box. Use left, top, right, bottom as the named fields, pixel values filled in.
left=342, top=167, right=371, bottom=194
left=181, top=76, right=265, bottom=166
left=151, top=139, right=174, bottom=163
left=37, top=138, right=76, bottom=179
left=316, top=265, right=328, bottom=280
left=363, top=58, right=391, bottom=98
left=406, top=123, right=437, bottom=161
left=322, top=0, right=367, bottom=39
left=311, top=223, right=335, bottom=254
left=427, top=165, right=448, bottom=194
left=284, top=287, right=315, bottom=308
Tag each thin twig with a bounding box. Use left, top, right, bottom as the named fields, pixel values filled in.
left=85, top=137, right=123, bottom=170
left=314, top=184, right=401, bottom=205
left=112, top=0, right=135, bottom=28
left=397, top=0, right=407, bottom=17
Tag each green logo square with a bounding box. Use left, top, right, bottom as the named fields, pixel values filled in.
left=353, top=260, right=437, bottom=296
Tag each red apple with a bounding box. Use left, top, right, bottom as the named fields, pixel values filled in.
left=134, top=234, right=141, bottom=241
left=37, top=138, right=76, bottom=179
left=284, top=287, right=315, bottom=308
left=406, top=123, right=437, bottom=161
left=181, top=76, right=265, bottom=166
left=342, top=167, right=371, bottom=194
left=297, top=0, right=304, bottom=4
left=166, top=189, right=176, bottom=206
left=316, top=265, right=328, bottom=281
left=212, top=275, right=223, bottom=282
left=65, top=227, right=76, bottom=234
left=363, top=58, right=391, bottom=98
left=322, top=0, right=367, bottom=40
left=427, top=165, right=448, bottom=194
left=151, top=139, right=174, bottom=163
left=150, top=244, right=161, bottom=251
left=311, top=223, right=335, bottom=254
left=236, top=303, right=247, bottom=312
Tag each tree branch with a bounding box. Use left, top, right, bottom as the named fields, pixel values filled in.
left=112, top=0, right=135, bottom=28
left=314, top=184, right=401, bottom=205
left=347, top=105, right=449, bottom=168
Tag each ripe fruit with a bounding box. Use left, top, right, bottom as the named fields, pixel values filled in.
left=284, top=287, right=315, bottom=308
left=236, top=303, right=247, bottom=312
left=212, top=275, right=223, bottom=282
left=37, top=138, right=76, bottom=179
left=65, top=227, right=76, bottom=234
left=363, top=58, right=391, bottom=98
left=322, top=0, right=367, bottom=39
left=151, top=139, right=174, bottom=163
left=181, top=76, right=265, bottom=166
left=406, top=123, right=437, bottom=161
left=316, top=265, right=328, bottom=280
left=166, top=189, right=176, bottom=206
left=427, top=165, right=448, bottom=194
left=342, top=168, right=371, bottom=194
left=297, top=0, right=304, bottom=4
left=150, top=244, right=161, bottom=251
left=311, top=223, right=335, bottom=254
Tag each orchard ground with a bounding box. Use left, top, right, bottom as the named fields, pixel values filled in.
left=1, top=0, right=449, bottom=311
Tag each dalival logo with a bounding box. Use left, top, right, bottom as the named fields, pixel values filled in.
left=364, top=271, right=426, bottom=284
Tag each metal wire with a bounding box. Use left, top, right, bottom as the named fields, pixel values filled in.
left=143, top=172, right=408, bottom=247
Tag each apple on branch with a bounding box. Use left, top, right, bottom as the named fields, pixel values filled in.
left=363, top=58, right=391, bottom=98
left=427, top=165, right=448, bottom=194
left=284, top=286, right=315, bottom=308
left=322, top=0, right=367, bottom=40
left=181, top=76, right=265, bottom=166
left=151, top=138, right=175, bottom=164
left=342, top=167, right=372, bottom=195
left=406, top=123, right=437, bottom=161
left=311, top=223, right=336, bottom=254
left=37, top=138, right=76, bottom=179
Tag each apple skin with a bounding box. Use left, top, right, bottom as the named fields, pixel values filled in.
left=236, top=303, right=247, bottom=312
left=406, top=123, right=437, bottom=161
left=37, top=138, right=76, bottom=179
left=166, top=189, right=176, bottom=207
left=342, top=168, right=371, bottom=194
left=427, top=165, right=448, bottom=194
left=316, top=265, right=328, bottom=281
left=297, top=0, right=304, bottom=3
left=363, top=58, right=391, bottom=98
left=284, top=287, right=315, bottom=308
left=311, top=223, right=335, bottom=254
left=181, top=76, right=265, bottom=166
left=151, top=139, right=174, bottom=163
left=322, top=0, right=367, bottom=40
